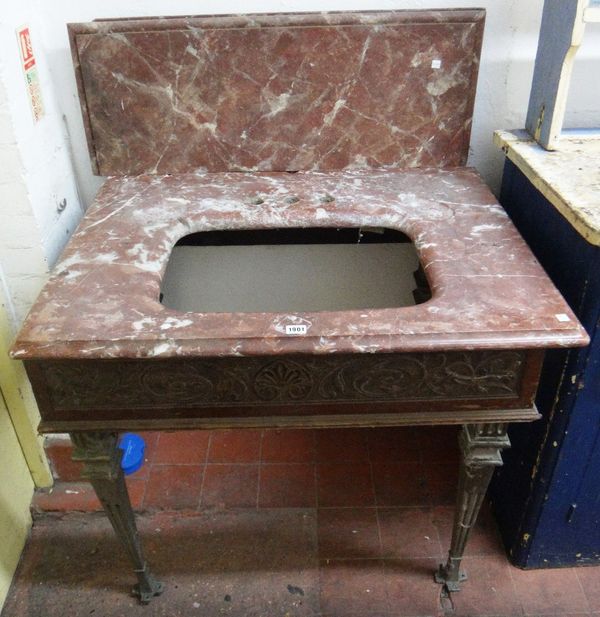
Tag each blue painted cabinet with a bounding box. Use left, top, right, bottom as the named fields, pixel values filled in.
left=490, top=159, right=600, bottom=568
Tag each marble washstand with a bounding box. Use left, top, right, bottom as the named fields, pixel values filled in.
left=11, top=9, right=589, bottom=604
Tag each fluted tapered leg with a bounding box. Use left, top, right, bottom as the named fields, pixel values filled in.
left=70, top=432, right=164, bottom=604
left=435, top=423, right=510, bottom=592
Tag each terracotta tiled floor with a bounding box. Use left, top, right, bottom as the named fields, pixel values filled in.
left=3, top=427, right=600, bottom=616
left=37, top=427, right=459, bottom=512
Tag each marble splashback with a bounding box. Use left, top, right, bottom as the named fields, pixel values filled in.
left=68, top=10, right=485, bottom=176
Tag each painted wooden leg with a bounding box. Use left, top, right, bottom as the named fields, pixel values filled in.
left=70, top=432, right=164, bottom=604
left=435, top=423, right=510, bottom=591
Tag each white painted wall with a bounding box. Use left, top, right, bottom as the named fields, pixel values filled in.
left=32, top=0, right=600, bottom=206
left=0, top=0, right=84, bottom=327
left=0, top=76, right=48, bottom=328
left=1, top=6, right=84, bottom=262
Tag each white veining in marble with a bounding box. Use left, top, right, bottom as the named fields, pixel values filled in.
left=11, top=168, right=588, bottom=359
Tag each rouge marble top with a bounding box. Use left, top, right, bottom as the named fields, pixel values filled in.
left=69, top=10, right=484, bottom=175
left=11, top=168, right=589, bottom=360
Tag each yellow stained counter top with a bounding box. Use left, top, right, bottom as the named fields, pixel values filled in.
left=494, top=129, right=600, bottom=247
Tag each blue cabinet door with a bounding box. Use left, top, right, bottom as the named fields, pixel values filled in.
left=490, top=160, right=600, bottom=568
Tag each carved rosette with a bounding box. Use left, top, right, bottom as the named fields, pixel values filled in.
left=254, top=360, right=313, bottom=401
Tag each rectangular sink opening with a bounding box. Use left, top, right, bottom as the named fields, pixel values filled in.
left=160, top=227, right=431, bottom=313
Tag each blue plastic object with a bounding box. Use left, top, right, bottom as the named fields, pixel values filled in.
left=118, top=433, right=145, bottom=476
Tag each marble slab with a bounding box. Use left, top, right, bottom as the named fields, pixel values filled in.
left=11, top=168, right=589, bottom=359
left=495, top=129, right=600, bottom=246
left=68, top=10, right=484, bottom=176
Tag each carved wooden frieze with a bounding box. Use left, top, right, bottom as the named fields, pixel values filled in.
left=40, top=351, right=525, bottom=411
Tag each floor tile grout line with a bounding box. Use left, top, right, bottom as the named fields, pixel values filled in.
left=312, top=432, right=323, bottom=617
left=364, top=430, right=376, bottom=511
left=416, top=425, right=425, bottom=466
left=313, top=430, right=320, bottom=509
left=314, top=469, right=320, bottom=510
left=46, top=488, right=472, bottom=512
left=140, top=432, right=162, bottom=510
left=161, top=461, right=262, bottom=467
left=256, top=430, right=264, bottom=509
left=319, top=555, right=395, bottom=563
left=429, top=506, right=446, bottom=565
left=313, top=429, right=320, bottom=508
left=368, top=427, right=392, bottom=606
left=196, top=431, right=212, bottom=510
left=150, top=461, right=222, bottom=467
left=575, top=566, right=594, bottom=614
left=505, top=555, right=527, bottom=617
left=152, top=430, right=162, bottom=465
left=365, top=426, right=375, bottom=463
left=318, top=504, right=445, bottom=510
left=138, top=472, right=150, bottom=512
left=423, top=456, right=434, bottom=511
left=368, top=450, right=384, bottom=555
